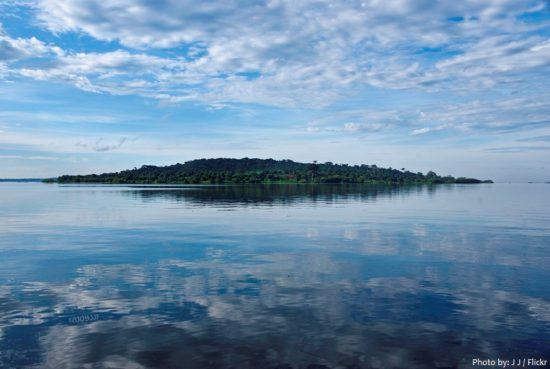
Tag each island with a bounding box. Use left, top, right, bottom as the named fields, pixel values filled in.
left=43, top=158, right=493, bottom=185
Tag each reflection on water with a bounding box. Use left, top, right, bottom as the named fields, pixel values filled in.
left=0, top=183, right=549, bottom=369
left=124, top=184, right=433, bottom=205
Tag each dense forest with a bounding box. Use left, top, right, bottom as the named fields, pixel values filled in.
left=46, top=158, right=492, bottom=185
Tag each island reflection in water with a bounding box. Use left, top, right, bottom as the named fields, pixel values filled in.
left=0, top=183, right=549, bottom=369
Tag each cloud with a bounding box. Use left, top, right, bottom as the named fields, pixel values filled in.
left=305, top=109, right=405, bottom=134
left=0, top=1, right=545, bottom=107
left=342, top=122, right=385, bottom=133
left=0, top=25, right=60, bottom=62
left=484, top=146, right=550, bottom=153
left=343, top=123, right=363, bottom=133
left=33, top=0, right=545, bottom=49
left=517, top=135, right=550, bottom=142
left=411, top=124, right=448, bottom=135
left=304, top=94, right=550, bottom=138
left=433, top=36, right=550, bottom=87
left=0, top=129, right=135, bottom=155
left=411, top=127, right=431, bottom=135
left=413, top=96, right=550, bottom=134
left=76, top=137, right=127, bottom=152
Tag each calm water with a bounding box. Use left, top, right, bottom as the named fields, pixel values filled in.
left=0, top=183, right=549, bottom=369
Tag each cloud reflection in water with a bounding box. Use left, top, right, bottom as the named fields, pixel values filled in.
left=0, top=183, right=549, bottom=368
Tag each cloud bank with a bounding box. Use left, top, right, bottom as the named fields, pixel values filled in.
left=0, top=0, right=547, bottom=107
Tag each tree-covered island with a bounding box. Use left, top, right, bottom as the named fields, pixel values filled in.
left=44, top=158, right=493, bottom=185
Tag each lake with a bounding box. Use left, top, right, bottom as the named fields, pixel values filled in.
left=0, top=183, right=548, bottom=369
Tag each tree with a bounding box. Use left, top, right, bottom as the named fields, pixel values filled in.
left=307, top=160, right=319, bottom=182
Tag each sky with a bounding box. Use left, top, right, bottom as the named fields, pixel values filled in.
left=0, top=0, right=549, bottom=182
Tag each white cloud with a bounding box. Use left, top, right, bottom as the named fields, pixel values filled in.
left=304, top=94, right=550, bottom=139
left=343, top=123, right=363, bottom=132
left=411, top=125, right=448, bottom=135
left=411, top=127, right=431, bottom=135
left=0, top=0, right=545, bottom=107
left=419, top=96, right=550, bottom=133
left=34, top=0, right=544, bottom=49
left=0, top=25, right=60, bottom=61
left=342, top=122, right=385, bottom=133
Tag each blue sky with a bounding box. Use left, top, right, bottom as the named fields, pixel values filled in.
left=0, top=0, right=549, bottom=181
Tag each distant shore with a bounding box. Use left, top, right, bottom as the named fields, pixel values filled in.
left=0, top=178, right=44, bottom=182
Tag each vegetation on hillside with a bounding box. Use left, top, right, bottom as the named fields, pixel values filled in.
left=45, top=158, right=493, bottom=184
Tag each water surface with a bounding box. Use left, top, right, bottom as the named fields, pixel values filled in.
left=0, top=183, right=549, bottom=368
